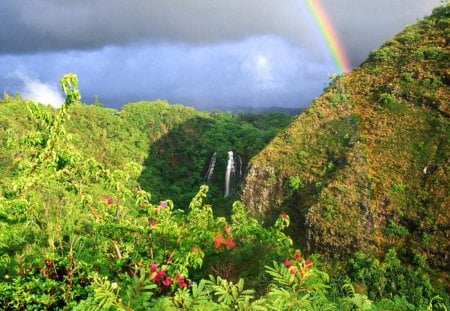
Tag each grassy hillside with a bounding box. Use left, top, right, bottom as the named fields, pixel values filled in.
left=242, top=3, right=449, bottom=285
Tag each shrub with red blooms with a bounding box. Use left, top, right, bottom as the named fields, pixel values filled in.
left=149, top=263, right=188, bottom=291
left=281, top=250, right=314, bottom=280
left=214, top=235, right=236, bottom=249
left=175, top=273, right=188, bottom=288
left=224, top=237, right=236, bottom=249
left=214, top=235, right=226, bottom=249
left=213, top=225, right=236, bottom=250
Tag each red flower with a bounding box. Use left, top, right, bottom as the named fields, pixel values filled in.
left=163, top=277, right=172, bottom=287
left=224, top=237, right=236, bottom=249
left=281, top=212, right=288, bottom=219
left=107, top=198, right=114, bottom=205
left=176, top=273, right=188, bottom=288
left=141, top=203, right=145, bottom=209
left=289, top=266, right=297, bottom=274
left=152, top=272, right=162, bottom=283
left=150, top=263, right=158, bottom=273
left=214, top=235, right=225, bottom=249
left=305, top=259, right=313, bottom=269
left=178, top=278, right=188, bottom=288
left=284, top=259, right=293, bottom=267
left=150, top=220, right=157, bottom=229
left=293, top=252, right=301, bottom=260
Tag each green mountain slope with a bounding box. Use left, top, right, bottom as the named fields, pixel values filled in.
left=242, top=5, right=449, bottom=272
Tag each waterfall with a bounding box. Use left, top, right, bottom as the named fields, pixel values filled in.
left=204, top=152, right=217, bottom=183
left=224, top=151, right=235, bottom=197
left=237, top=153, right=242, bottom=182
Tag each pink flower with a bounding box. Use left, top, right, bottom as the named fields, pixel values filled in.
left=224, top=225, right=231, bottom=233
left=163, top=277, right=172, bottom=287
left=284, top=259, right=293, bottom=267
left=160, top=201, right=167, bottom=208
left=107, top=198, right=114, bottom=205
left=150, top=263, right=158, bottom=273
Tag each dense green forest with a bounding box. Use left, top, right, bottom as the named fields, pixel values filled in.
left=0, top=4, right=449, bottom=310
left=1, top=93, right=292, bottom=212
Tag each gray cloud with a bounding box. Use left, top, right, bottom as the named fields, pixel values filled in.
left=1, top=36, right=332, bottom=109
left=0, top=1, right=308, bottom=52
left=0, top=0, right=439, bottom=67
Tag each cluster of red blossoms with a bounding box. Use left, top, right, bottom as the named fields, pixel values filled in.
left=214, top=235, right=236, bottom=249
left=214, top=226, right=236, bottom=250
left=150, top=263, right=188, bottom=288
left=283, top=251, right=313, bottom=278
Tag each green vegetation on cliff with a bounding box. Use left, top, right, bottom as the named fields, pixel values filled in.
left=242, top=4, right=449, bottom=304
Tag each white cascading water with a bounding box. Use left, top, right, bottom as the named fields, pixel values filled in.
left=224, top=151, right=235, bottom=197
left=204, top=152, right=217, bottom=183
left=238, top=153, right=242, bottom=181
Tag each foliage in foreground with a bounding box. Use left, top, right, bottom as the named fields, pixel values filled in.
left=0, top=75, right=448, bottom=310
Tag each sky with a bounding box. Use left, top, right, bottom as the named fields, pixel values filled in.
left=0, top=0, right=440, bottom=111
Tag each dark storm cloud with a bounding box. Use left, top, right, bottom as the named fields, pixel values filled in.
left=0, top=0, right=308, bottom=53
left=0, top=0, right=440, bottom=66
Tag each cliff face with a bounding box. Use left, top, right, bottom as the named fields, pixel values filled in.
left=241, top=5, right=449, bottom=269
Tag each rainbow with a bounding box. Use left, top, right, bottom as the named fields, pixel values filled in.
left=305, top=0, right=351, bottom=73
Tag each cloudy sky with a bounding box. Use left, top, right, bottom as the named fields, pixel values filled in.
left=0, top=0, right=440, bottom=110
